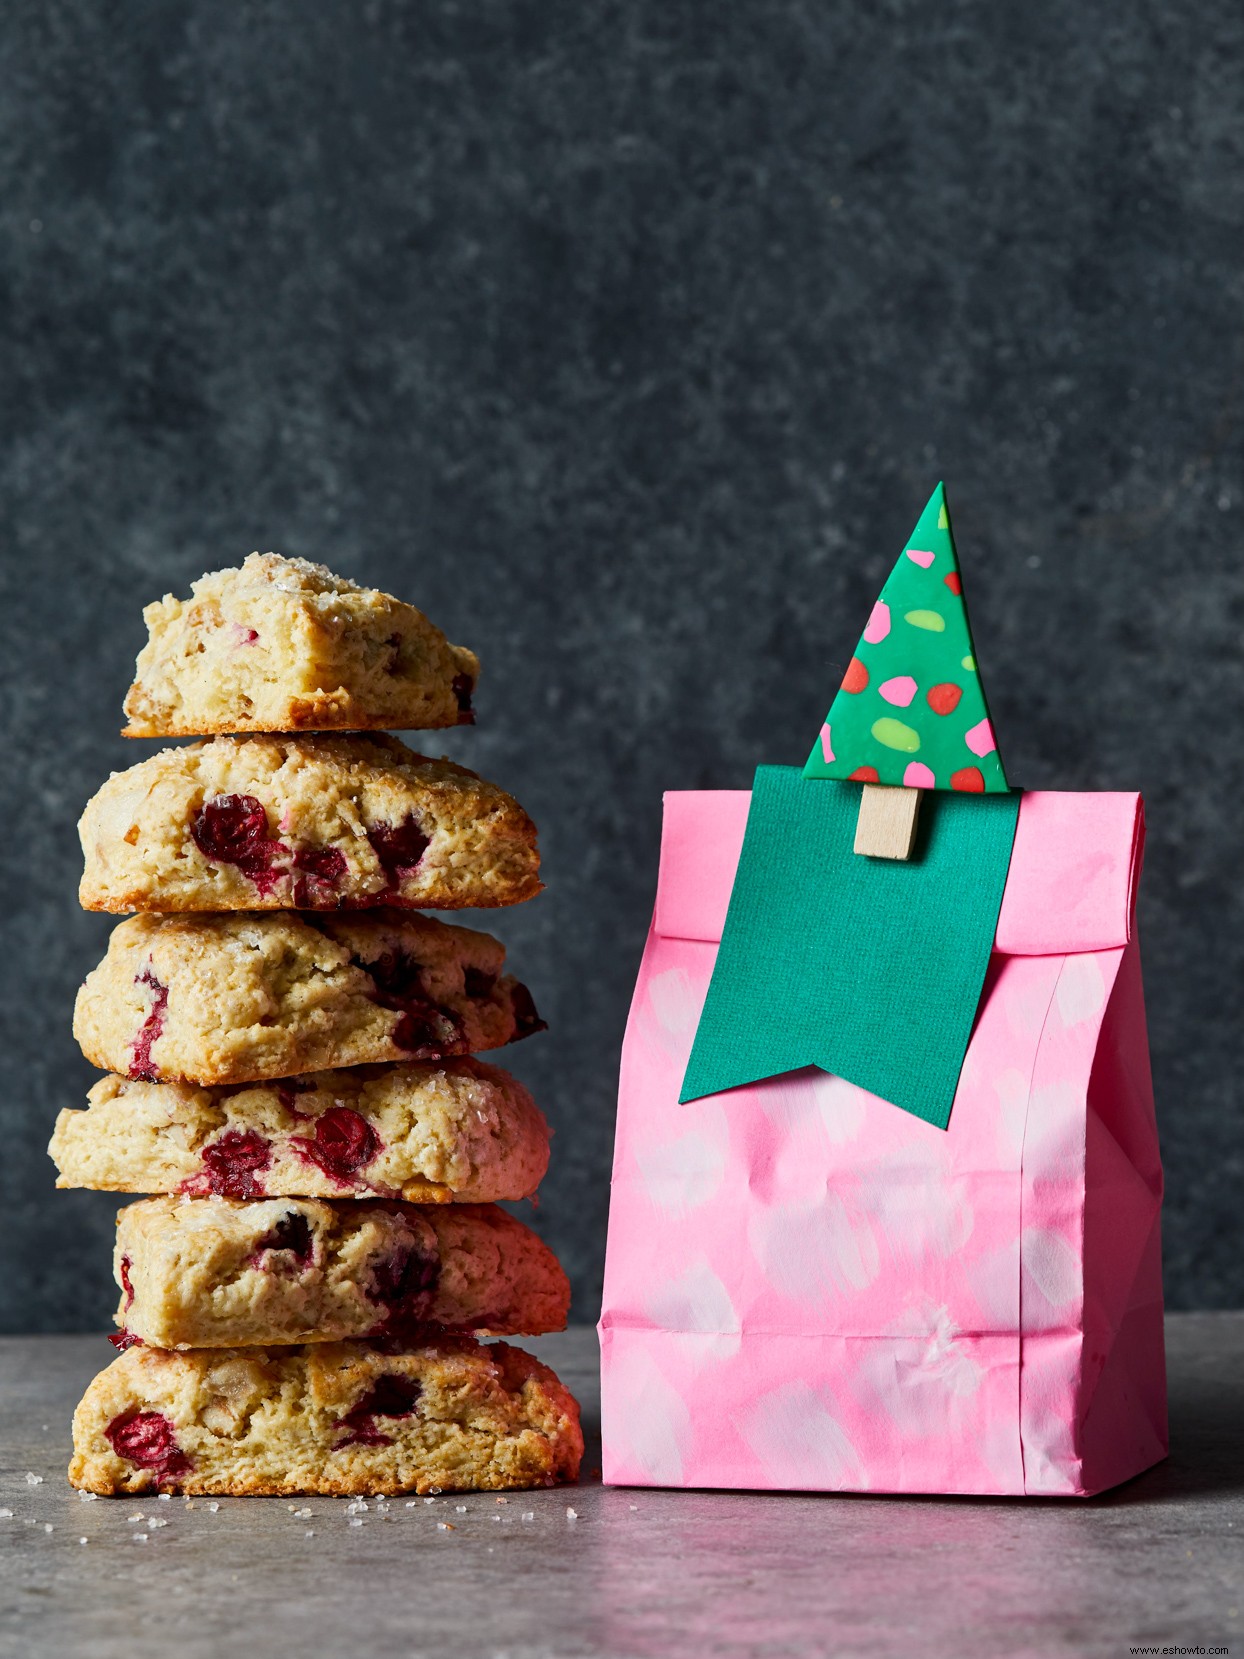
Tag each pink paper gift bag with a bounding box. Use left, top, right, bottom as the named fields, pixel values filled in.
left=598, top=790, right=1166, bottom=1496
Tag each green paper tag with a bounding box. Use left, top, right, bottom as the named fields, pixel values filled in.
left=679, top=768, right=1021, bottom=1128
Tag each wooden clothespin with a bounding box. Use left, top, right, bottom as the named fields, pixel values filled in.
left=854, top=783, right=921, bottom=860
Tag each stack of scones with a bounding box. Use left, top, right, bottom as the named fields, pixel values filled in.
left=51, top=553, right=582, bottom=1497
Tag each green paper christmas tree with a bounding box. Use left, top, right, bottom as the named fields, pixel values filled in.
left=803, top=482, right=1009, bottom=793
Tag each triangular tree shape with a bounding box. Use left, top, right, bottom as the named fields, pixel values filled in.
left=803, top=482, right=1009, bottom=793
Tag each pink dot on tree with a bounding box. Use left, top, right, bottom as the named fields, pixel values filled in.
left=879, top=676, right=917, bottom=707
left=905, top=548, right=935, bottom=568
left=819, top=724, right=834, bottom=764
left=862, top=602, right=890, bottom=644
left=904, top=763, right=936, bottom=788
left=965, top=718, right=996, bottom=756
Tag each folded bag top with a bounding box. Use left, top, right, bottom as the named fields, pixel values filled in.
left=654, top=787, right=1144, bottom=956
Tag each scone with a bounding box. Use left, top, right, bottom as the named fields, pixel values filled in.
left=112, top=1197, right=570, bottom=1348
left=74, top=910, right=545, bottom=1085
left=70, top=1336, right=583, bottom=1495
left=49, top=1061, right=550, bottom=1204
left=78, top=733, right=541, bottom=914
left=122, top=553, right=479, bottom=737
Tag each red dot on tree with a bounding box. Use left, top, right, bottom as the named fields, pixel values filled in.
left=951, top=767, right=985, bottom=792
left=926, top=683, right=963, bottom=716
left=841, top=656, right=869, bottom=694
left=944, top=572, right=962, bottom=595
left=850, top=766, right=880, bottom=782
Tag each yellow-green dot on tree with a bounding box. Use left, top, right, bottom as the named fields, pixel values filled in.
left=905, top=609, right=945, bottom=632
left=871, top=718, right=921, bottom=753
left=962, top=654, right=976, bottom=672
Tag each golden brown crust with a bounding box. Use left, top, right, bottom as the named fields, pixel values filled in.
left=69, top=1337, right=583, bottom=1496
left=48, top=1061, right=551, bottom=1205
left=121, top=552, right=479, bottom=737
left=73, top=909, right=544, bottom=1086
left=78, top=734, right=541, bottom=914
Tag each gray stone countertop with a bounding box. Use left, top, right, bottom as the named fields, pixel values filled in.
left=0, top=1316, right=1240, bottom=1659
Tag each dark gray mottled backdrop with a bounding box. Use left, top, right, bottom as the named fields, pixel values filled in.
left=1, top=1, right=1241, bottom=1329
